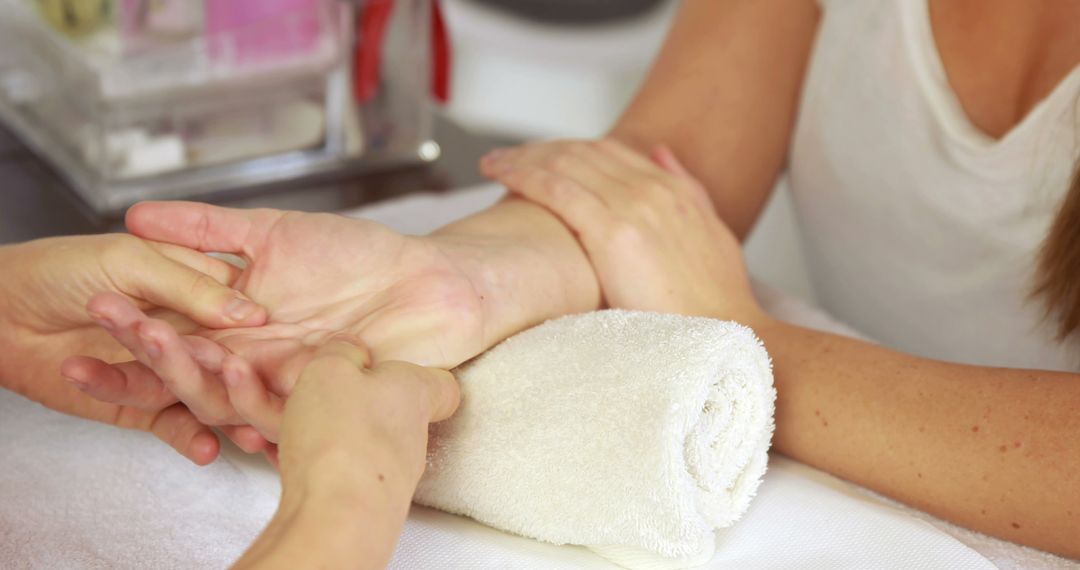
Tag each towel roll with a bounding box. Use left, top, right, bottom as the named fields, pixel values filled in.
left=414, top=310, right=776, bottom=569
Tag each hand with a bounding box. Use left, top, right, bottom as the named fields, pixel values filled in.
left=0, top=234, right=268, bottom=464
left=74, top=203, right=507, bottom=444
left=481, top=139, right=766, bottom=324
left=231, top=339, right=459, bottom=570
left=277, top=339, right=458, bottom=487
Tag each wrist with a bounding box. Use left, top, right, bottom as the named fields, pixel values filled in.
left=252, top=446, right=415, bottom=570
left=431, top=197, right=601, bottom=343
left=238, top=495, right=371, bottom=570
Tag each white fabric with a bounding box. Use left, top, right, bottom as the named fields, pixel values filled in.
left=791, top=0, right=1080, bottom=371
left=0, top=185, right=1074, bottom=569
left=416, top=310, right=775, bottom=568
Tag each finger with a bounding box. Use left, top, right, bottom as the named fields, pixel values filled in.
left=138, top=318, right=237, bottom=425
left=221, top=425, right=270, bottom=454
left=147, top=404, right=221, bottom=466
left=88, top=292, right=157, bottom=365
left=119, top=245, right=266, bottom=329
left=651, top=144, right=714, bottom=213
left=61, top=356, right=177, bottom=410
left=484, top=140, right=655, bottom=189
left=480, top=144, right=531, bottom=176
left=125, top=201, right=273, bottom=255
left=520, top=145, right=632, bottom=207
left=498, top=166, right=612, bottom=236
left=183, top=335, right=229, bottom=373
left=545, top=140, right=659, bottom=191
left=222, top=355, right=285, bottom=443
left=592, top=137, right=666, bottom=173
left=148, top=241, right=242, bottom=285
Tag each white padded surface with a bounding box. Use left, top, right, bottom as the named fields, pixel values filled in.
left=0, top=184, right=1075, bottom=569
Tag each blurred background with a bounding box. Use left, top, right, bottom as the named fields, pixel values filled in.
left=440, top=0, right=812, bottom=301
left=0, top=0, right=811, bottom=300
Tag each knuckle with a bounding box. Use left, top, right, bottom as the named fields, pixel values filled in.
left=187, top=272, right=221, bottom=299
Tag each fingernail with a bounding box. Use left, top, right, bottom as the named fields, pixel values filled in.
left=225, top=297, right=259, bottom=322
left=484, top=148, right=506, bottom=161
left=88, top=311, right=115, bottom=330
left=139, top=332, right=162, bottom=360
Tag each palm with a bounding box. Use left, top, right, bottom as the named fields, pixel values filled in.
left=130, top=205, right=487, bottom=394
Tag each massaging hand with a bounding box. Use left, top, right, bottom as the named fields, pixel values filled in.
left=72, top=202, right=495, bottom=445
left=0, top=234, right=268, bottom=465
left=232, top=339, right=458, bottom=569
left=481, top=139, right=764, bottom=324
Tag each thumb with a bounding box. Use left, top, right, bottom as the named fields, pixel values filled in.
left=110, top=244, right=267, bottom=328
left=421, top=367, right=460, bottom=423
left=295, top=335, right=374, bottom=388
left=373, top=361, right=460, bottom=423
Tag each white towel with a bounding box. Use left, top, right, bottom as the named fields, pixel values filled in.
left=414, top=309, right=776, bottom=569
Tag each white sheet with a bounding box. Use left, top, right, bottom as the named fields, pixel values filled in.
left=0, top=184, right=1074, bottom=570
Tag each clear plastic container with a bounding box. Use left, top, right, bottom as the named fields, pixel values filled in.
left=0, top=0, right=441, bottom=212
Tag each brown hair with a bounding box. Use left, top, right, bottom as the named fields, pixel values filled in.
left=1034, top=158, right=1080, bottom=339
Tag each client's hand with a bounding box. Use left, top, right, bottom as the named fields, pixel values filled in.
left=482, top=139, right=765, bottom=324
left=0, top=234, right=267, bottom=465
left=73, top=202, right=505, bottom=443
left=232, top=339, right=459, bottom=570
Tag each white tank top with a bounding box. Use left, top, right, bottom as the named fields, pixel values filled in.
left=788, top=0, right=1080, bottom=371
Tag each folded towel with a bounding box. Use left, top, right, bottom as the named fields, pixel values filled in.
left=414, top=309, right=776, bottom=569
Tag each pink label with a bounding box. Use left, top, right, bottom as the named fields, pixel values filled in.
left=206, top=0, right=322, bottom=64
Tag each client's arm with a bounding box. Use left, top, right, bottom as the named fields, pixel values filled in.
left=67, top=200, right=599, bottom=450
left=231, top=340, right=459, bottom=570
left=493, top=141, right=1080, bottom=559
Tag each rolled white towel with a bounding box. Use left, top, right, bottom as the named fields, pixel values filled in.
left=414, top=310, right=776, bottom=569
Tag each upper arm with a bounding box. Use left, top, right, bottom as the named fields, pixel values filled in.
left=611, top=0, right=821, bottom=239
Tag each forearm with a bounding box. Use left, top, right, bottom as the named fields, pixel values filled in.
left=753, top=317, right=1080, bottom=557
left=233, top=450, right=418, bottom=570
left=610, top=0, right=820, bottom=239
left=432, top=197, right=601, bottom=346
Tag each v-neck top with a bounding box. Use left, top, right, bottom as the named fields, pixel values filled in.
left=789, top=0, right=1080, bottom=370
